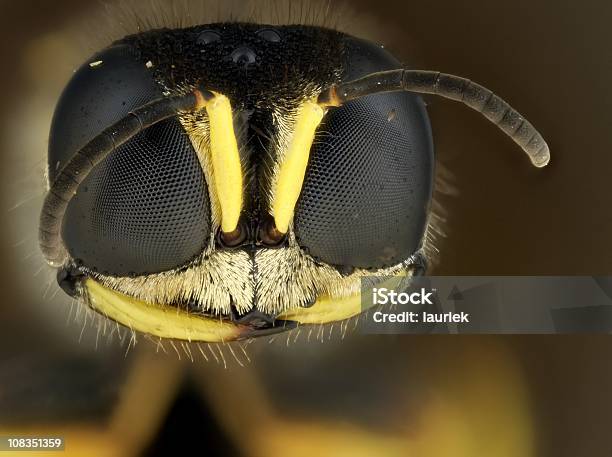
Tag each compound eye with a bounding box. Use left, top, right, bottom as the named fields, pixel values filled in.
left=49, top=45, right=211, bottom=276
left=294, top=93, right=433, bottom=270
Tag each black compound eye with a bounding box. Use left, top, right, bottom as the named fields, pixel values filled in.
left=293, top=38, right=434, bottom=270
left=49, top=45, right=210, bottom=276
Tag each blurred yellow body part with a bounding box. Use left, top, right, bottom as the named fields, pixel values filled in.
left=273, top=100, right=325, bottom=233
left=195, top=339, right=533, bottom=457
left=85, top=279, right=242, bottom=342
left=206, top=93, right=243, bottom=233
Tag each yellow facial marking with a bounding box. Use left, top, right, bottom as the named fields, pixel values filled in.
left=84, top=274, right=411, bottom=341
left=276, top=275, right=408, bottom=324
left=273, top=100, right=325, bottom=233
left=85, top=278, right=243, bottom=342
left=205, top=93, right=243, bottom=233
left=276, top=290, right=363, bottom=324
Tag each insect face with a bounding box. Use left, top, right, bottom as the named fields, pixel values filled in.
left=40, top=23, right=548, bottom=341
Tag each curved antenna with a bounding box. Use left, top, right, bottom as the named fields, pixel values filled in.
left=39, top=90, right=210, bottom=266
left=318, top=70, right=550, bottom=168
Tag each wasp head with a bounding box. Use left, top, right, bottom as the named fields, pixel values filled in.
left=42, top=21, right=547, bottom=341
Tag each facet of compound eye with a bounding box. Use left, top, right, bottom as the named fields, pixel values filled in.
left=50, top=44, right=211, bottom=276
left=48, top=44, right=162, bottom=183
left=294, top=37, right=434, bottom=270
left=61, top=118, right=211, bottom=276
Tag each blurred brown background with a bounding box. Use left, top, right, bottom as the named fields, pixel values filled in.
left=0, top=0, right=611, bottom=456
